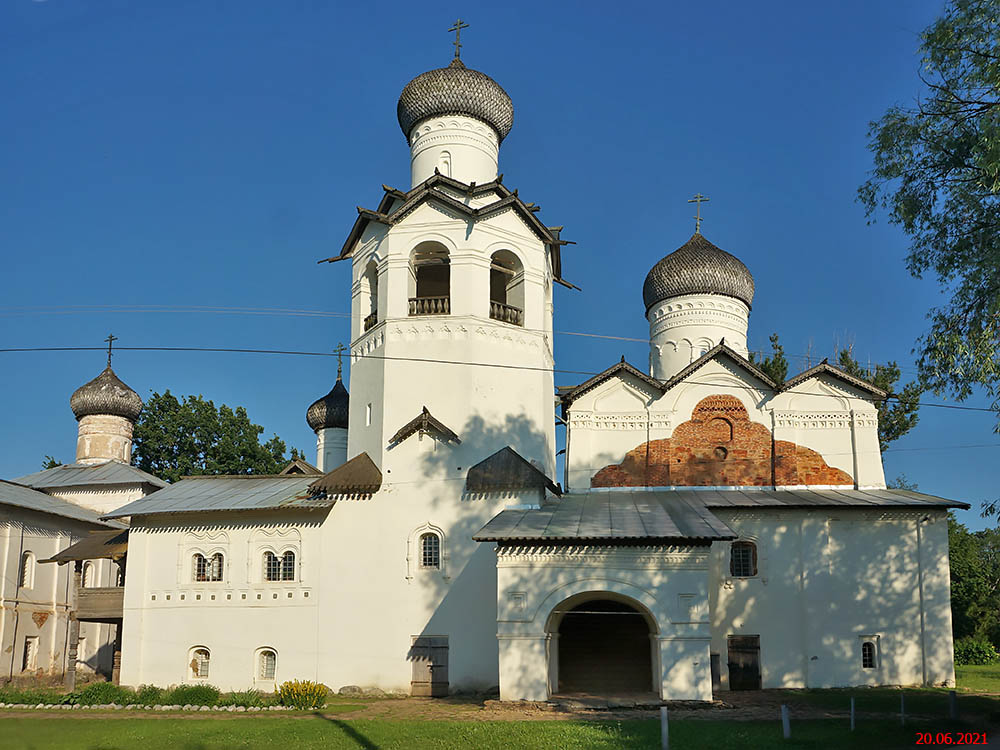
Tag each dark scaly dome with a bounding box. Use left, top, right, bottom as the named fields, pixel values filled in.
left=70, top=366, right=143, bottom=422
left=397, top=58, right=514, bottom=142
left=306, top=377, right=349, bottom=432
left=642, top=233, right=755, bottom=312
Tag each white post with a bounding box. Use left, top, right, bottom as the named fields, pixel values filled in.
left=660, top=706, right=669, bottom=750
left=850, top=697, right=855, bottom=731
left=780, top=704, right=790, bottom=739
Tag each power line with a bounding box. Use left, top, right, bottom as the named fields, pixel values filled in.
left=0, top=304, right=926, bottom=374
left=0, top=344, right=994, bottom=414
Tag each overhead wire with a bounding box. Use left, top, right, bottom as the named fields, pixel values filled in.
left=0, top=344, right=995, bottom=414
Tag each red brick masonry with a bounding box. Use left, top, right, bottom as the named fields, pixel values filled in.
left=591, top=394, right=853, bottom=487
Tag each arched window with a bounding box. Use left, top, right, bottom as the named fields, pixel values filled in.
left=729, top=541, right=757, bottom=578
left=264, top=551, right=280, bottom=582
left=489, top=250, right=524, bottom=326
left=192, top=554, right=208, bottom=582
left=409, top=243, right=450, bottom=316
left=258, top=649, right=277, bottom=681
left=209, top=553, right=224, bottom=582
left=281, top=551, right=296, bottom=581
left=420, top=533, right=440, bottom=569
left=81, top=561, right=95, bottom=589
left=861, top=641, right=876, bottom=669
left=438, top=150, right=451, bottom=178
left=363, top=259, right=379, bottom=332
left=189, top=647, right=210, bottom=680
left=19, top=552, right=35, bottom=589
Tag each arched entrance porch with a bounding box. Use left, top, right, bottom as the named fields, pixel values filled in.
left=546, top=592, right=658, bottom=697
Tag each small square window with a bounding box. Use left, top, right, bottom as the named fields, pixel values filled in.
left=151, top=595, right=156, bottom=601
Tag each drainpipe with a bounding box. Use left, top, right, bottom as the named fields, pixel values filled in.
left=8, top=525, right=25, bottom=680
left=916, top=516, right=928, bottom=685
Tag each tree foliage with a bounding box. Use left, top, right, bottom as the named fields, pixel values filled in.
left=754, top=334, right=920, bottom=452
left=949, top=513, right=1000, bottom=649
left=835, top=348, right=922, bottom=453
left=859, top=0, right=1000, bottom=421
left=131, top=391, right=301, bottom=484
left=749, top=333, right=789, bottom=385
left=41, top=456, right=62, bottom=470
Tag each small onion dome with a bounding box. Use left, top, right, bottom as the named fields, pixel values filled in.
left=70, top=366, right=143, bottom=422
left=306, top=378, right=349, bottom=432
left=397, top=58, right=514, bottom=143
left=642, top=233, right=755, bottom=312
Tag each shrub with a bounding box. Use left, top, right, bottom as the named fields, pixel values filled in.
left=276, top=680, right=328, bottom=709
left=955, top=637, right=1000, bottom=665
left=68, top=682, right=136, bottom=706
left=162, top=683, right=221, bottom=706
left=135, top=684, right=165, bottom=705
left=220, top=688, right=272, bottom=708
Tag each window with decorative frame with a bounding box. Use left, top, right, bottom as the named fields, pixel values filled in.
left=193, top=552, right=224, bottom=582
left=420, top=532, right=441, bottom=569
left=258, top=649, right=277, bottom=681
left=189, top=647, right=210, bottom=680
left=263, top=551, right=295, bottom=582
left=729, top=541, right=757, bottom=578
left=19, top=552, right=35, bottom=589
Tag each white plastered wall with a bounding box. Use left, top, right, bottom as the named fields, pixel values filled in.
left=710, top=508, right=955, bottom=690
left=493, top=543, right=713, bottom=701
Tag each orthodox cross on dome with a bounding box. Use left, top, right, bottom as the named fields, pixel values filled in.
left=448, top=18, right=469, bottom=59
left=688, top=193, right=710, bottom=234
left=333, top=342, right=347, bottom=380
left=104, top=333, right=118, bottom=367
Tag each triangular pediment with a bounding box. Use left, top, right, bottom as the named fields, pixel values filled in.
left=559, top=358, right=665, bottom=412
left=662, top=343, right=778, bottom=393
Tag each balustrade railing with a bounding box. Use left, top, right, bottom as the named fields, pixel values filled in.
left=409, top=296, right=450, bottom=316
left=363, top=311, right=378, bottom=331
left=490, top=301, right=524, bottom=326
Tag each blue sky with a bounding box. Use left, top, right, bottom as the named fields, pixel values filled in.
left=2, top=1, right=996, bottom=530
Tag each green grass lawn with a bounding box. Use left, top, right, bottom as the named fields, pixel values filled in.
left=957, top=664, right=1000, bottom=693
left=775, top=685, right=1000, bottom=722
left=0, top=716, right=963, bottom=750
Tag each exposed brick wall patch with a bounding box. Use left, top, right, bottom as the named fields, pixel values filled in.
left=591, top=394, right=853, bottom=487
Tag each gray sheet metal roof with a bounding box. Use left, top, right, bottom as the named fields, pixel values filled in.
left=473, top=492, right=737, bottom=543
left=15, top=461, right=167, bottom=490
left=40, top=529, right=129, bottom=564
left=693, top=487, right=969, bottom=510
left=473, top=487, right=968, bottom=543
left=103, top=475, right=330, bottom=519
left=0, top=480, right=120, bottom=527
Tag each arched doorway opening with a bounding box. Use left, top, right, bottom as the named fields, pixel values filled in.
left=548, top=594, right=656, bottom=696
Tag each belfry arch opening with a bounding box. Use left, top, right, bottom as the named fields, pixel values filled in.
left=409, top=242, right=450, bottom=316
left=489, top=249, right=524, bottom=326
left=362, top=259, right=378, bottom=331
left=547, top=593, right=657, bottom=696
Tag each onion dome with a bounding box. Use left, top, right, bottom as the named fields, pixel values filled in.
left=306, top=378, right=349, bottom=432
left=642, top=233, right=755, bottom=312
left=70, top=366, right=143, bottom=422
left=397, top=58, right=514, bottom=142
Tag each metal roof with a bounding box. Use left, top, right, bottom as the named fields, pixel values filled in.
left=0, top=480, right=120, bottom=527
left=41, top=529, right=129, bottom=564
left=103, top=475, right=330, bottom=519
left=473, top=492, right=736, bottom=543
left=693, top=487, right=970, bottom=510
left=308, top=452, right=383, bottom=496
left=473, top=487, right=969, bottom=543
left=466, top=447, right=561, bottom=495
left=15, top=461, right=167, bottom=490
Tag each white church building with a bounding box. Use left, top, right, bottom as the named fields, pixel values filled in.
left=16, top=45, right=966, bottom=702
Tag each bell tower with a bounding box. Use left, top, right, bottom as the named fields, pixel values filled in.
left=322, top=36, right=573, bottom=483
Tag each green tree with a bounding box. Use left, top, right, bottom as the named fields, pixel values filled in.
left=949, top=513, right=1000, bottom=648
left=859, top=0, right=1000, bottom=424
left=131, top=391, right=301, bottom=484
left=41, top=456, right=62, bottom=470
left=749, top=333, right=789, bottom=384
left=835, top=348, right=922, bottom=453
